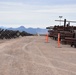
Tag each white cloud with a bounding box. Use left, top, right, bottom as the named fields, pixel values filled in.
left=0, top=2, right=23, bottom=6
left=33, top=4, right=76, bottom=13
left=0, top=2, right=76, bottom=28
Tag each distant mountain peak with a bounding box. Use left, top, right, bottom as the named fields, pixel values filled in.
left=19, top=26, right=25, bottom=28
left=6, top=26, right=48, bottom=34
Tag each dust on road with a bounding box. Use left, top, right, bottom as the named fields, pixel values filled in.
left=0, top=36, right=76, bottom=75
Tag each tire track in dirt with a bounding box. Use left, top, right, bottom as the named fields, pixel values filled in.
left=22, top=36, right=60, bottom=75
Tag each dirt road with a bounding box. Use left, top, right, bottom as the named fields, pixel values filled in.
left=0, top=36, right=76, bottom=75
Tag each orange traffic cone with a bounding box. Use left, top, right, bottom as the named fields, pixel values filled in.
left=58, top=33, right=60, bottom=47
left=46, top=33, right=48, bottom=43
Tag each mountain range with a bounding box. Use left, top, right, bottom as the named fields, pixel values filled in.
left=0, top=26, right=48, bottom=34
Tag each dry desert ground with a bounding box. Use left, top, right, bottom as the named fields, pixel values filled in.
left=0, top=36, right=76, bottom=75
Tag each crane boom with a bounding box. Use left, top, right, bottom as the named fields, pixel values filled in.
left=55, top=20, right=76, bottom=23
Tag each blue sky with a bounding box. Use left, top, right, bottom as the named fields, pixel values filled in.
left=0, top=0, right=76, bottom=28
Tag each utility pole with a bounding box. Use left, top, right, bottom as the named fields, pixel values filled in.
left=59, top=16, right=63, bottom=26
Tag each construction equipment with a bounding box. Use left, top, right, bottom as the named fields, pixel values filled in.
left=55, top=19, right=76, bottom=30
left=47, top=19, right=76, bottom=48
